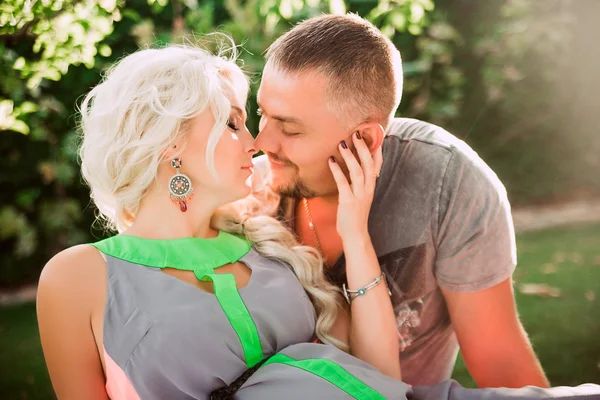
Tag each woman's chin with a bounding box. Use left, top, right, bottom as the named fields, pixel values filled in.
left=228, top=183, right=252, bottom=203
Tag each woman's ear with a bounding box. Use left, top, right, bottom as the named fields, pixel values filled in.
left=163, top=143, right=180, bottom=160
left=356, top=123, right=385, bottom=154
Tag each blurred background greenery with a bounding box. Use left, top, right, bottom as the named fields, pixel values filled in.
left=1, top=0, right=599, bottom=397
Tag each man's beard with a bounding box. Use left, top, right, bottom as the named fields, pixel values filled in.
left=267, top=151, right=318, bottom=199
left=274, top=176, right=317, bottom=199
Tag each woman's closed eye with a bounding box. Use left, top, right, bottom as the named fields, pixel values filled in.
left=227, top=119, right=240, bottom=132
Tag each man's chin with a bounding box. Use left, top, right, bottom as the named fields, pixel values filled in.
left=272, top=177, right=315, bottom=199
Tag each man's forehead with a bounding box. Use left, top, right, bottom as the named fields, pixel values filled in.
left=258, top=65, right=328, bottom=122
left=261, top=63, right=328, bottom=92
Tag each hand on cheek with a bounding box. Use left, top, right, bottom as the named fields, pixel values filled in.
left=328, top=131, right=383, bottom=239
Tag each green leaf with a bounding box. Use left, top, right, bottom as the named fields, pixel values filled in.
left=390, top=12, right=407, bottom=30
left=45, top=68, right=62, bottom=81
left=409, top=3, right=425, bottom=24
left=381, top=24, right=395, bottom=38
left=265, top=12, right=280, bottom=34
left=279, top=0, right=293, bottom=19
left=99, top=44, right=112, bottom=57
left=420, top=0, right=435, bottom=11
left=18, top=101, right=37, bottom=114
left=408, top=23, right=423, bottom=35
left=13, top=57, right=26, bottom=70
left=99, top=0, right=118, bottom=12
left=0, top=99, right=15, bottom=117
left=26, top=74, right=42, bottom=90
left=9, top=119, right=30, bottom=135
left=122, top=9, right=142, bottom=22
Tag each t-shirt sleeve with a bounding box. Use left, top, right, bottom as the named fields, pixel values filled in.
left=434, top=144, right=517, bottom=292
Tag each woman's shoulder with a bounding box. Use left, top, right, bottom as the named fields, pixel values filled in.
left=38, top=244, right=107, bottom=301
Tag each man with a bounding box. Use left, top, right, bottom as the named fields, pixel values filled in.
left=251, top=14, right=549, bottom=388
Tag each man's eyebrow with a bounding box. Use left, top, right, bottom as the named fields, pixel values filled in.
left=257, top=101, right=302, bottom=125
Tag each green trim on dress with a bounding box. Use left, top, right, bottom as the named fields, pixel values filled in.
left=92, top=231, right=262, bottom=367
left=264, top=354, right=386, bottom=399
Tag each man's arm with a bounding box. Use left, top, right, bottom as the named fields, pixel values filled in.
left=412, top=379, right=599, bottom=400
left=433, top=137, right=548, bottom=388
left=442, top=277, right=549, bottom=388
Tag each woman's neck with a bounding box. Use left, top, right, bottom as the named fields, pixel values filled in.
left=123, top=187, right=220, bottom=240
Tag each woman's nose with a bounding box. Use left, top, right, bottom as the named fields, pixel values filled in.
left=242, top=128, right=257, bottom=156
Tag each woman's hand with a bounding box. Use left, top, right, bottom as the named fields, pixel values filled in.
left=328, top=131, right=383, bottom=244
left=328, top=132, right=401, bottom=380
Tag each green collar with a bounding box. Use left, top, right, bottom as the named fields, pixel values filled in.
left=91, top=231, right=251, bottom=276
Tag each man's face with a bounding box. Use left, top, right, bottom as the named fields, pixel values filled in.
left=255, top=63, right=351, bottom=198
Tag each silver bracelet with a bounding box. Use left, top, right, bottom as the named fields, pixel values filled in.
left=343, top=272, right=391, bottom=304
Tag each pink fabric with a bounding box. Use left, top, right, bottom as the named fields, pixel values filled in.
left=104, top=350, right=141, bottom=400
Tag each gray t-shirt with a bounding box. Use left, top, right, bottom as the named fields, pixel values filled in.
left=252, top=117, right=517, bottom=386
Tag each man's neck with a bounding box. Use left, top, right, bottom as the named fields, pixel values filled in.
left=301, top=195, right=338, bottom=223
left=293, top=194, right=344, bottom=268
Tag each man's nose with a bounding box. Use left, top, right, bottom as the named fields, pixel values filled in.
left=254, top=120, right=280, bottom=154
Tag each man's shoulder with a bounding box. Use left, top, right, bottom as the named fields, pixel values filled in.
left=386, top=118, right=470, bottom=153
left=385, top=118, right=495, bottom=178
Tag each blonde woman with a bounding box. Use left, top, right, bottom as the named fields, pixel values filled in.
left=36, top=41, right=600, bottom=400
left=35, top=39, right=407, bottom=400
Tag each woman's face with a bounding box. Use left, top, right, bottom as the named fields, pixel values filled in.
left=175, top=85, right=256, bottom=207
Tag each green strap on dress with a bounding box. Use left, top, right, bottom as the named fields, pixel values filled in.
left=92, top=231, right=263, bottom=367
left=263, top=354, right=386, bottom=399
left=202, top=273, right=263, bottom=367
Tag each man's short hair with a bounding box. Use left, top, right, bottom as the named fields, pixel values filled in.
left=266, top=14, right=403, bottom=129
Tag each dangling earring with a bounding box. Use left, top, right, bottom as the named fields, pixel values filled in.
left=168, top=158, right=194, bottom=212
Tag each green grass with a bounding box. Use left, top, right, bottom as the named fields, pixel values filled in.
left=0, top=303, right=53, bottom=400
left=1, top=223, right=599, bottom=398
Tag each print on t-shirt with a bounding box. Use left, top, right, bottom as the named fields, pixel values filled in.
left=379, top=244, right=428, bottom=351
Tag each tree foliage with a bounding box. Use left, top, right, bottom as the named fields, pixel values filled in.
left=1, top=0, right=598, bottom=286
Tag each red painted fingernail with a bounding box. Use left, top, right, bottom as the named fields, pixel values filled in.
left=340, top=140, right=347, bottom=149
left=355, top=131, right=362, bottom=140
left=329, top=156, right=336, bottom=163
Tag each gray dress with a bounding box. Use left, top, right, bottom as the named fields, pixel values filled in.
left=92, top=233, right=600, bottom=400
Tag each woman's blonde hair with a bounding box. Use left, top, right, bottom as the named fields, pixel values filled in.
left=79, top=39, right=246, bottom=232
left=78, top=40, right=347, bottom=351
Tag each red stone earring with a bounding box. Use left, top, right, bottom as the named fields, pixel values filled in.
left=168, top=158, right=194, bottom=212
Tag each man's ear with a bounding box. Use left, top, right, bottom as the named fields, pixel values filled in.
left=356, top=122, right=385, bottom=154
